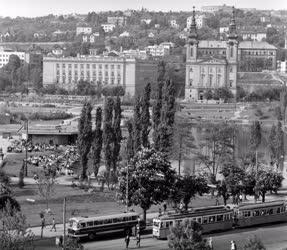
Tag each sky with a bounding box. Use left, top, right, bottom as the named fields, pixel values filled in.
left=0, top=0, right=287, bottom=17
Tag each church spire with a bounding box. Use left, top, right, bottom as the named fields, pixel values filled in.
left=228, top=6, right=238, bottom=40
left=188, top=6, right=198, bottom=41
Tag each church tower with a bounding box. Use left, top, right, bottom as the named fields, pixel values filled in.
left=226, top=6, right=238, bottom=95
left=186, top=6, right=198, bottom=62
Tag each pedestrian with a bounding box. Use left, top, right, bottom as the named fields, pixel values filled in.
left=215, top=197, right=219, bottom=206
left=158, top=207, right=162, bottom=216
left=179, top=201, right=184, bottom=211
left=41, top=217, right=45, bottom=238
left=136, top=231, right=141, bottom=248
left=163, top=202, right=167, bottom=213
left=230, top=240, right=237, bottom=250
left=50, top=217, right=56, bottom=232
left=239, top=194, right=243, bottom=203
left=125, top=233, right=130, bottom=249
left=208, top=237, right=213, bottom=250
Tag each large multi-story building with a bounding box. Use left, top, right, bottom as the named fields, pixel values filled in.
left=201, top=4, right=233, bottom=13
left=0, top=47, right=25, bottom=68
left=185, top=7, right=238, bottom=102
left=101, top=24, right=116, bottom=33
left=43, top=56, right=157, bottom=96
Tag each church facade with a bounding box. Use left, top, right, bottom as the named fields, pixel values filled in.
left=185, top=7, right=238, bottom=102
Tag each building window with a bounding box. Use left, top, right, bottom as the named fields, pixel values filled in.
left=230, top=46, right=233, bottom=58
left=189, top=79, right=193, bottom=87
left=68, top=71, right=72, bottom=76
left=80, top=71, right=84, bottom=76
left=86, top=71, right=90, bottom=77
left=105, top=77, right=108, bottom=84
left=74, top=71, right=78, bottom=76
left=68, top=64, right=71, bottom=69
left=117, top=79, right=121, bottom=84
left=62, top=64, right=65, bottom=68
left=105, top=71, right=108, bottom=77
left=189, top=67, right=193, bottom=72
left=56, top=64, right=60, bottom=68
left=74, top=64, right=78, bottom=69
left=105, top=64, right=108, bottom=69
left=229, top=80, right=233, bottom=87
left=86, top=64, right=90, bottom=69
left=217, top=75, right=221, bottom=85
left=56, top=70, right=60, bottom=76
left=93, top=71, right=96, bottom=76
left=74, top=76, right=78, bottom=82
left=111, top=65, right=114, bottom=69
left=209, top=74, right=213, bottom=87
left=80, top=64, right=84, bottom=69
left=117, top=65, right=121, bottom=70
left=230, top=67, right=233, bottom=73
left=92, top=64, right=96, bottom=69
left=99, top=64, right=102, bottom=69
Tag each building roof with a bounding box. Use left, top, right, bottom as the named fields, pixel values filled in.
left=237, top=72, right=283, bottom=85
left=199, top=40, right=227, bottom=48
left=239, top=41, right=277, bottom=50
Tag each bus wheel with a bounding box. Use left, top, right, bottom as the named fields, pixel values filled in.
left=88, top=233, right=96, bottom=240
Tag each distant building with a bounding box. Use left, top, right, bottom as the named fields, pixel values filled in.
left=219, top=27, right=229, bottom=34
left=170, top=20, right=179, bottom=28
left=201, top=4, right=233, bottom=13
left=101, top=24, right=116, bottom=33
left=107, top=16, right=127, bottom=26
left=0, top=47, right=25, bottom=68
left=119, top=31, right=130, bottom=37
left=145, top=44, right=171, bottom=57
left=42, top=56, right=158, bottom=96
left=185, top=7, right=238, bottom=102
left=82, top=33, right=100, bottom=43
left=52, top=30, right=66, bottom=36
left=24, top=53, right=43, bottom=68
left=141, top=19, right=152, bottom=25
left=76, top=27, right=92, bottom=36
left=148, top=32, right=155, bottom=38
left=154, top=24, right=160, bottom=29
left=51, top=46, right=64, bottom=56
left=240, top=28, right=267, bottom=41
left=277, top=60, right=287, bottom=73
left=187, top=14, right=205, bottom=29
left=119, top=49, right=147, bottom=59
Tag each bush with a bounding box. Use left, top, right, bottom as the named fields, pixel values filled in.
left=102, top=85, right=125, bottom=97
left=28, top=111, right=73, bottom=120
left=244, top=236, right=266, bottom=250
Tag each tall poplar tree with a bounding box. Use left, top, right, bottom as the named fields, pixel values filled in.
left=77, top=101, right=92, bottom=180
left=91, top=107, right=103, bottom=177
left=126, top=120, right=134, bottom=161
left=103, top=98, right=114, bottom=185
left=112, top=96, right=122, bottom=173
left=133, top=96, right=142, bottom=153
left=141, top=83, right=151, bottom=148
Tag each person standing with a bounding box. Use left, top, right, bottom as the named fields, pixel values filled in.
left=125, top=233, right=130, bottom=249
left=231, top=240, right=237, bottom=250
left=208, top=237, right=213, bottom=250
left=136, top=231, right=141, bottom=248
left=50, top=217, right=56, bottom=232
left=41, top=217, right=46, bottom=238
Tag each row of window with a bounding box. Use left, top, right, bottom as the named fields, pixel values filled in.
left=56, top=63, right=122, bottom=70
left=156, top=213, right=233, bottom=228
left=56, top=70, right=121, bottom=78
left=242, top=50, right=274, bottom=56
left=79, top=216, right=138, bottom=228
left=241, top=206, right=286, bottom=218
left=194, top=67, right=234, bottom=74
left=57, top=76, right=121, bottom=85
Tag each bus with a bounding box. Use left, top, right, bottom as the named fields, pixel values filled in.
left=153, top=206, right=234, bottom=239
left=68, top=212, right=141, bottom=240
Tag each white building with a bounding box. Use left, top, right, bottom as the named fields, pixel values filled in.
left=82, top=33, right=100, bottom=43
left=76, top=27, right=92, bottom=36
left=42, top=56, right=157, bottom=96
left=241, top=31, right=267, bottom=41
left=187, top=14, right=205, bottom=29
left=277, top=60, right=287, bottom=73
left=148, top=32, right=155, bottom=38
left=170, top=20, right=179, bottom=28
left=219, top=27, right=229, bottom=34
left=145, top=44, right=170, bottom=57
left=141, top=19, right=152, bottom=25
left=119, top=31, right=130, bottom=37
left=101, top=24, right=116, bottom=33
left=0, top=48, right=25, bottom=68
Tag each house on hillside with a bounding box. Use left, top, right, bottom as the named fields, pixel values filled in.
left=119, top=31, right=130, bottom=37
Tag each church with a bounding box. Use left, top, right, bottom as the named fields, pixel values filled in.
left=185, top=7, right=238, bottom=101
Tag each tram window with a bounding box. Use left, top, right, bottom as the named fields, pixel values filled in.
left=203, top=217, right=208, bottom=224
left=244, top=211, right=251, bottom=217
left=277, top=208, right=281, bottom=214
left=113, top=218, right=119, bottom=223
left=132, top=216, right=137, bottom=220
left=269, top=209, right=273, bottom=215
left=261, top=210, right=266, bottom=215
left=197, top=218, right=202, bottom=224
left=217, top=215, right=223, bottom=221
left=254, top=210, right=260, bottom=216
left=209, top=216, right=215, bottom=223
left=281, top=207, right=284, bottom=213
left=87, top=221, right=93, bottom=227
left=80, top=223, right=86, bottom=228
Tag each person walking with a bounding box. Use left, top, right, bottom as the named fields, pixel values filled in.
left=50, top=217, right=57, bottom=232
left=208, top=237, right=213, bottom=250
left=125, top=233, right=130, bottom=249
left=231, top=240, right=237, bottom=250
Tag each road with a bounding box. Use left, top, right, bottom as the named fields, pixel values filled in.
left=82, top=222, right=287, bottom=250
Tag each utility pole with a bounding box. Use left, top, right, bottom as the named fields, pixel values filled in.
left=126, top=164, right=129, bottom=213
left=25, top=119, right=28, bottom=177
left=63, top=197, right=66, bottom=250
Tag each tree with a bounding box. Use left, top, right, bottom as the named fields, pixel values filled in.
left=118, top=147, right=176, bottom=222
left=197, top=123, right=234, bottom=185
left=91, top=107, right=103, bottom=177
left=133, top=96, right=142, bottom=153
left=172, top=175, right=209, bottom=211
left=168, top=219, right=210, bottom=250
left=77, top=101, right=93, bottom=180
left=103, top=98, right=114, bottom=185
left=36, top=171, right=56, bottom=209
left=0, top=202, right=34, bottom=250
left=244, top=236, right=266, bottom=250
left=18, top=161, right=25, bottom=188
left=30, top=67, right=42, bottom=91
left=172, top=115, right=196, bottom=176
left=111, top=96, right=122, bottom=174
left=126, top=120, right=134, bottom=161
left=250, top=121, right=262, bottom=171
left=141, top=83, right=151, bottom=148
left=216, top=180, right=230, bottom=206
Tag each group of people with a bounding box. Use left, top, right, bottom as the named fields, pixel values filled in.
left=40, top=216, right=57, bottom=238
left=207, top=237, right=237, bottom=250
left=125, top=224, right=141, bottom=249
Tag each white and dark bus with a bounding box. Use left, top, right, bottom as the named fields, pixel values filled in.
left=68, top=212, right=141, bottom=240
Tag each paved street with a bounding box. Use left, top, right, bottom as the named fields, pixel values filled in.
left=82, top=223, right=287, bottom=250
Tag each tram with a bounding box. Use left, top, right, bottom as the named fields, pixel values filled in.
left=153, top=200, right=287, bottom=240
left=153, top=206, right=234, bottom=239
